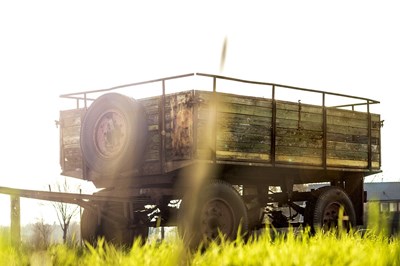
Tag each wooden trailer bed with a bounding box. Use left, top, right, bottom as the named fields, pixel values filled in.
left=59, top=75, right=381, bottom=184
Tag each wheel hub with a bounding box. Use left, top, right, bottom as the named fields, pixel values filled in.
left=201, top=199, right=234, bottom=239
left=94, top=110, right=127, bottom=159
left=322, top=202, right=349, bottom=230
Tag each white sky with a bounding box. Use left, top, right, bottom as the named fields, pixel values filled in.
left=0, top=1, right=399, bottom=225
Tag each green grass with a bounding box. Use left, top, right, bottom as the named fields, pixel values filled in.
left=1, top=227, right=399, bottom=266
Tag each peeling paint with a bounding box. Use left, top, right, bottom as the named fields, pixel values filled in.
left=170, top=94, right=193, bottom=159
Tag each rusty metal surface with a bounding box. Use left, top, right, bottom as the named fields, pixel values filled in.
left=170, top=92, right=193, bottom=159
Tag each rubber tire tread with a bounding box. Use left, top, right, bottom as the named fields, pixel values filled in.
left=306, top=186, right=356, bottom=232
left=81, top=208, right=101, bottom=246
left=178, top=180, right=248, bottom=249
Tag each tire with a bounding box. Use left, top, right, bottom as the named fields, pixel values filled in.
left=101, top=206, right=149, bottom=247
left=102, top=219, right=149, bottom=247
left=305, top=186, right=356, bottom=233
left=178, top=180, right=248, bottom=248
left=81, top=205, right=148, bottom=248
left=81, top=209, right=101, bottom=246
left=80, top=93, right=147, bottom=175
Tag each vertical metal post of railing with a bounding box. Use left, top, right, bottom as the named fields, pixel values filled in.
left=160, top=80, right=166, bottom=174
left=322, top=93, right=327, bottom=170
left=271, top=85, right=276, bottom=166
left=378, top=103, right=382, bottom=169
left=367, top=100, right=372, bottom=171
left=79, top=188, right=82, bottom=247
left=212, top=77, right=217, bottom=163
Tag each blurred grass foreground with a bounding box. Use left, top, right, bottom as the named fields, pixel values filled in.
left=1, top=225, right=399, bottom=266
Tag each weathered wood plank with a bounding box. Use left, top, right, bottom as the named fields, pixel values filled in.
left=143, top=105, right=159, bottom=114
left=276, top=109, right=323, bottom=124
left=327, top=108, right=368, bottom=120
left=327, top=140, right=379, bottom=153
left=217, top=112, right=272, bottom=126
left=327, top=132, right=380, bottom=145
left=327, top=159, right=380, bottom=169
left=217, top=102, right=272, bottom=117
left=275, top=146, right=323, bottom=157
left=144, top=150, right=160, bottom=161
left=276, top=119, right=322, bottom=131
left=62, top=126, right=80, bottom=139
left=327, top=149, right=368, bottom=161
left=327, top=150, right=380, bottom=161
left=276, top=101, right=323, bottom=114
left=216, top=150, right=270, bottom=161
left=276, top=128, right=323, bottom=140
left=275, top=138, right=323, bottom=149
left=275, top=155, right=322, bottom=165
left=327, top=115, right=368, bottom=129
left=62, top=147, right=83, bottom=173
left=371, top=114, right=381, bottom=123
left=60, top=108, right=85, bottom=119
left=146, top=113, right=159, bottom=125
left=62, top=136, right=80, bottom=146
left=197, top=107, right=211, bottom=120
left=139, top=96, right=159, bottom=108
left=60, top=109, right=85, bottom=179
left=197, top=91, right=273, bottom=108
left=139, top=96, right=161, bottom=163
left=217, top=132, right=271, bottom=143
left=216, top=142, right=271, bottom=153
left=218, top=123, right=271, bottom=136
left=62, top=147, right=82, bottom=159
left=327, top=125, right=368, bottom=136
left=61, top=116, right=82, bottom=127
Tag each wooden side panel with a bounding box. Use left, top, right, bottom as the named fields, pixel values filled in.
left=273, top=100, right=381, bottom=169
left=275, top=100, right=323, bottom=166
left=139, top=96, right=162, bottom=175
left=139, top=91, right=195, bottom=175
left=326, top=108, right=380, bottom=169
left=59, top=109, right=85, bottom=179
left=193, top=92, right=381, bottom=170
left=165, top=91, right=194, bottom=160
left=196, top=91, right=272, bottom=162
left=60, top=89, right=381, bottom=179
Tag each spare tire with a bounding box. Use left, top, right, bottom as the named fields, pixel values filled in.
left=80, top=93, right=147, bottom=175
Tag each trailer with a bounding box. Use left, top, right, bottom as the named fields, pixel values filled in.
left=1, top=73, right=382, bottom=247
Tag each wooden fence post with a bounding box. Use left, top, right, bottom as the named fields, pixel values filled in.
left=10, top=195, right=20, bottom=246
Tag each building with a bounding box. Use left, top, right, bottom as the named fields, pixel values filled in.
left=364, top=182, right=400, bottom=235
